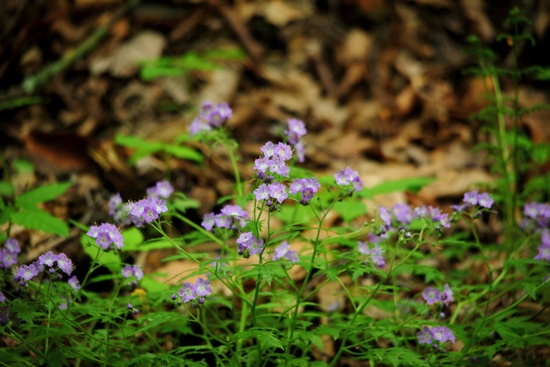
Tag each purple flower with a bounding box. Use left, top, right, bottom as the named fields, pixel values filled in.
left=38, top=251, right=57, bottom=268
left=269, top=158, right=290, bottom=177
left=254, top=184, right=270, bottom=201
left=294, top=141, right=306, bottom=163
left=202, top=204, right=250, bottom=231
left=357, top=242, right=385, bottom=268
left=236, top=232, right=264, bottom=257
left=108, top=193, right=131, bottom=226
left=255, top=143, right=292, bottom=179
left=268, top=182, right=288, bottom=204
left=535, top=230, right=550, bottom=261
left=55, top=253, right=74, bottom=276
left=422, top=284, right=454, bottom=306
left=272, top=241, right=299, bottom=262
left=523, top=202, right=550, bottom=228
left=334, top=167, right=363, bottom=192
left=87, top=223, right=125, bottom=251
left=35, top=251, right=73, bottom=276
left=422, top=287, right=440, bottom=305
left=461, top=191, right=494, bottom=210
left=146, top=180, right=174, bottom=199
left=463, top=191, right=479, bottom=206
left=189, top=101, right=233, bottom=136
left=201, top=213, right=217, bottom=231
left=189, top=119, right=212, bottom=136
left=378, top=207, right=392, bottom=231
left=440, top=284, right=454, bottom=304
left=194, top=277, right=212, bottom=297
left=220, top=205, right=250, bottom=228
left=14, top=263, right=40, bottom=285
left=289, top=178, right=320, bottom=204
left=417, top=326, right=455, bottom=345
left=0, top=249, right=18, bottom=268
left=0, top=238, right=20, bottom=268
left=174, top=277, right=213, bottom=305
left=4, top=238, right=20, bottom=254
left=254, top=157, right=271, bottom=175
left=0, top=291, right=5, bottom=303
left=477, top=193, right=494, bottom=209
left=274, top=143, right=293, bottom=161
left=121, top=265, right=143, bottom=284
left=261, top=141, right=277, bottom=157
left=417, top=326, right=433, bottom=344
left=392, top=204, right=413, bottom=225
left=127, top=303, right=139, bottom=314
left=285, top=118, right=307, bottom=145
left=414, top=206, right=451, bottom=229
left=68, top=276, right=81, bottom=291
left=178, top=282, right=197, bottom=303
left=129, top=197, right=168, bottom=227
left=431, top=326, right=456, bottom=343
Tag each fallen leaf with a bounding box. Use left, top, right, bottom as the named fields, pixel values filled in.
left=109, top=30, right=166, bottom=77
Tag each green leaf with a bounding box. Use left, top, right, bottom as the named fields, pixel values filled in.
left=363, top=177, right=435, bottom=197
left=82, top=235, right=122, bottom=272
left=10, top=208, right=69, bottom=236
left=140, top=65, right=186, bottom=80
left=140, top=275, right=169, bottom=293
left=533, top=67, right=550, bottom=80
left=45, top=348, right=67, bottom=367
left=0, top=181, right=14, bottom=196
left=236, top=329, right=284, bottom=350
left=120, top=227, right=144, bottom=251
left=12, top=159, right=34, bottom=174
left=162, top=144, right=203, bottom=162
left=333, top=200, right=367, bottom=222
left=16, top=182, right=72, bottom=208
left=115, top=135, right=154, bottom=149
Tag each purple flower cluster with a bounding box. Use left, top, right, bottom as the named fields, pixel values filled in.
left=0, top=291, right=5, bottom=303
left=534, top=229, right=550, bottom=262
left=108, top=193, right=132, bottom=226
left=1, top=238, right=20, bottom=268
left=284, top=118, right=307, bottom=162
left=417, top=326, right=455, bottom=345
left=146, top=180, right=174, bottom=199
left=121, top=265, right=144, bottom=285
left=289, top=178, right=320, bottom=205
left=422, top=284, right=454, bottom=306
left=254, top=142, right=293, bottom=179
left=453, top=190, right=494, bottom=212
left=334, top=167, right=363, bottom=193
left=128, top=197, right=168, bottom=227
left=201, top=204, right=250, bottom=231
left=357, top=241, right=385, bottom=268
left=68, top=275, right=81, bottom=291
left=253, top=182, right=288, bottom=205
left=87, top=223, right=124, bottom=251
left=378, top=204, right=414, bottom=234
left=127, top=303, right=139, bottom=315
left=13, top=251, right=74, bottom=286
left=523, top=202, right=550, bottom=228
left=272, top=241, right=299, bottom=262
left=189, top=101, right=233, bottom=136
left=174, top=277, right=213, bottom=306
left=109, top=181, right=171, bottom=227
left=236, top=232, right=264, bottom=258
left=414, top=206, right=451, bottom=230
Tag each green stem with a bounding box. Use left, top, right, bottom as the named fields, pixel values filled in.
left=328, top=233, right=425, bottom=367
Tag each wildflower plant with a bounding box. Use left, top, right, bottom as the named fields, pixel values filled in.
left=2, top=9, right=550, bottom=364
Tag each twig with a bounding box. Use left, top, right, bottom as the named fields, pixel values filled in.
left=208, top=0, right=264, bottom=63
left=21, top=0, right=140, bottom=94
